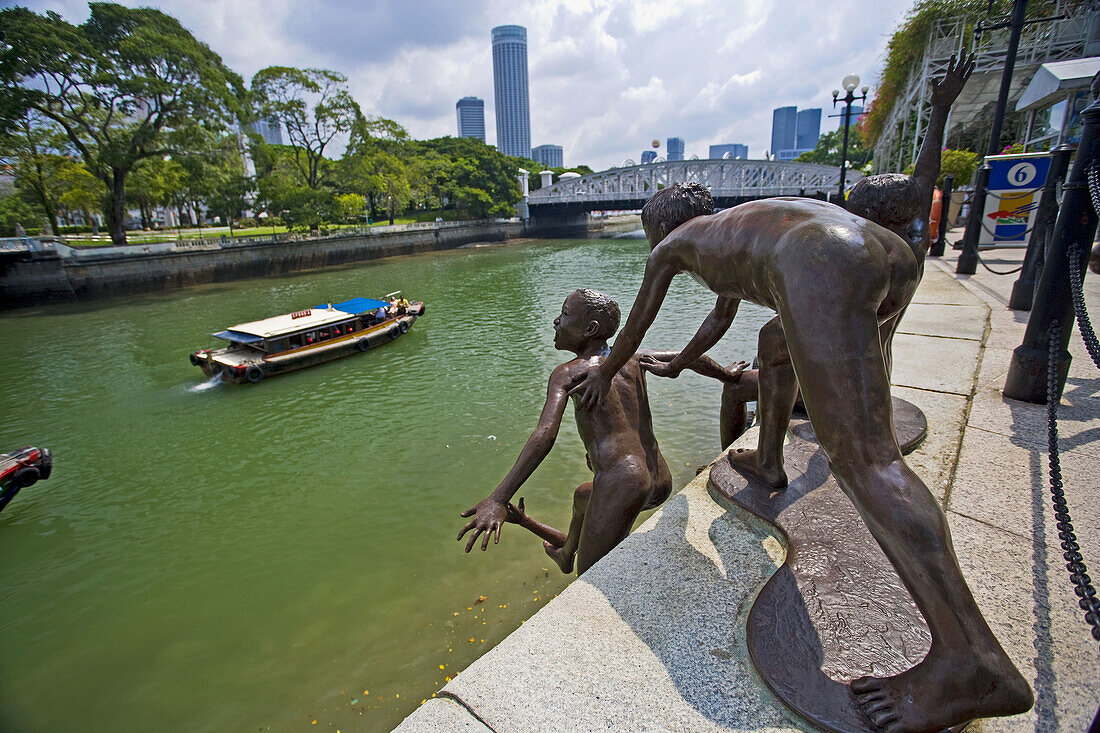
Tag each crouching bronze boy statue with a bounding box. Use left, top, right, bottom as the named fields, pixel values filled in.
left=457, top=288, right=746, bottom=575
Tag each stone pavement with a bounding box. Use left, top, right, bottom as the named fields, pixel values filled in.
left=396, top=233, right=1100, bottom=732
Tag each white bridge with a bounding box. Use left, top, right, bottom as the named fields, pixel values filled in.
left=527, top=159, right=859, bottom=215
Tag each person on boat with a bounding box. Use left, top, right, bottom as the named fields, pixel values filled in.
left=457, top=288, right=747, bottom=576
left=566, top=182, right=1032, bottom=732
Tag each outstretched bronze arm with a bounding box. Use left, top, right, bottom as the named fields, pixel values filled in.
left=913, top=52, right=976, bottom=215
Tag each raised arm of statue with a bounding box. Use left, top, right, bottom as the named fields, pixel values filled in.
left=913, top=52, right=976, bottom=211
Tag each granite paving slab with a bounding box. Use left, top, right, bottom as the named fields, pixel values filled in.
left=891, top=332, right=985, bottom=395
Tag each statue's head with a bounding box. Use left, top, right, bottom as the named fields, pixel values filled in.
left=847, top=173, right=927, bottom=251
left=555, top=289, right=620, bottom=351
left=641, top=182, right=715, bottom=248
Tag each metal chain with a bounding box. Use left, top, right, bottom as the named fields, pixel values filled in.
left=1067, top=240, right=1100, bottom=369
left=976, top=253, right=1023, bottom=275
left=1088, top=165, right=1100, bottom=217
left=1046, top=320, right=1100, bottom=651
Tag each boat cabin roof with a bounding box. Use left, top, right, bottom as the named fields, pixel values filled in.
left=214, top=297, right=391, bottom=341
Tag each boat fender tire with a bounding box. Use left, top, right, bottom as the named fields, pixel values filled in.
left=189, top=352, right=201, bottom=366
left=398, top=320, right=409, bottom=334
left=389, top=326, right=400, bottom=340
left=245, top=365, right=264, bottom=383
left=356, top=337, right=370, bottom=352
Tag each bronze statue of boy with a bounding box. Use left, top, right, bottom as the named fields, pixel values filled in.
left=568, top=182, right=1033, bottom=731
left=457, top=288, right=746, bottom=575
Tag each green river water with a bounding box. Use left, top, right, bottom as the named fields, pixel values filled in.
left=0, top=234, right=773, bottom=732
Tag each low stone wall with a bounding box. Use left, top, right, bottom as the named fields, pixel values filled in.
left=0, top=221, right=526, bottom=309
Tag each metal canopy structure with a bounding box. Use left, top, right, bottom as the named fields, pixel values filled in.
left=872, top=2, right=1095, bottom=174
left=527, top=159, right=859, bottom=213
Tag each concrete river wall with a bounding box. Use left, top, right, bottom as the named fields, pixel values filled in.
left=0, top=220, right=538, bottom=308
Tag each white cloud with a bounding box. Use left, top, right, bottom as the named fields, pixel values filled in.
left=15, top=0, right=915, bottom=169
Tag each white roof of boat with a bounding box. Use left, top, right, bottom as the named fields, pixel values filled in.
left=230, top=306, right=357, bottom=338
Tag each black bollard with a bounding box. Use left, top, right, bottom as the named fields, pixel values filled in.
left=1003, top=99, right=1100, bottom=404
left=929, top=175, right=954, bottom=257
left=1009, top=144, right=1074, bottom=311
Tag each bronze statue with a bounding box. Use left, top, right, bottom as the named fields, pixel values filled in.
left=457, top=288, right=747, bottom=575
left=568, top=182, right=1033, bottom=731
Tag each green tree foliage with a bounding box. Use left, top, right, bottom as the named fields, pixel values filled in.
left=0, top=188, right=45, bottom=235
left=252, top=67, right=360, bottom=189
left=56, top=160, right=106, bottom=226
left=0, top=111, right=71, bottom=232
left=796, top=127, right=873, bottom=170
left=409, top=136, right=521, bottom=218
left=335, top=193, right=366, bottom=223
left=0, top=3, right=245, bottom=244
left=937, top=148, right=980, bottom=186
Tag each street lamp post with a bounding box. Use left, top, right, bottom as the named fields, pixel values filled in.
left=831, top=74, right=869, bottom=205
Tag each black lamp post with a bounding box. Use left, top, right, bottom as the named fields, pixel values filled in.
left=832, top=74, right=869, bottom=204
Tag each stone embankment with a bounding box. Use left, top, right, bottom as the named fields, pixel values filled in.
left=0, top=214, right=640, bottom=309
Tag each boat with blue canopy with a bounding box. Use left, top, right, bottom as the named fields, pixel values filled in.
left=190, top=292, right=425, bottom=383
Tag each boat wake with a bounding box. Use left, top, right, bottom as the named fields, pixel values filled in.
left=189, top=373, right=223, bottom=392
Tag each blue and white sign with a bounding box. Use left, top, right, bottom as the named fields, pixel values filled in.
left=980, top=152, right=1052, bottom=245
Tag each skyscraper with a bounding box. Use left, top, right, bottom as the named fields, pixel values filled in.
left=844, top=105, right=864, bottom=128
left=641, top=150, right=657, bottom=164
left=795, top=108, right=822, bottom=150
left=532, top=144, right=563, bottom=168
left=770, top=106, right=797, bottom=157
left=667, top=137, right=685, bottom=161
left=709, top=143, right=748, bottom=160
left=491, top=25, right=530, bottom=159
left=456, top=97, right=485, bottom=141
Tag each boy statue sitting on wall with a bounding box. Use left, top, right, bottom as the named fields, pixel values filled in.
left=457, top=288, right=747, bottom=575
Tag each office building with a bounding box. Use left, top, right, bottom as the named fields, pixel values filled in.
left=773, top=105, right=824, bottom=160
left=843, top=105, right=864, bottom=127
left=491, top=25, right=530, bottom=159
left=667, top=137, right=685, bottom=161
left=249, top=118, right=283, bottom=145
left=770, top=106, right=797, bottom=157
left=456, top=97, right=486, bottom=141
left=532, top=144, right=563, bottom=168
left=796, top=108, right=821, bottom=150
left=641, top=150, right=657, bottom=164
left=709, top=143, right=748, bottom=160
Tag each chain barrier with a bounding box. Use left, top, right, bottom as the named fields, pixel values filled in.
left=1045, top=321, right=1100, bottom=652
left=1046, top=162, right=1100, bottom=653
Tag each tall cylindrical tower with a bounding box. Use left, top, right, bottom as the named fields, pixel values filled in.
left=491, top=25, right=530, bottom=159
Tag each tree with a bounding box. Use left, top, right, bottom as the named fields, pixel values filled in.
left=0, top=3, right=246, bottom=245
left=796, top=127, right=873, bottom=170
left=335, top=193, right=365, bottom=223
left=252, top=67, right=360, bottom=190
left=0, top=111, right=71, bottom=233
left=56, top=160, right=105, bottom=228
left=411, top=136, right=521, bottom=219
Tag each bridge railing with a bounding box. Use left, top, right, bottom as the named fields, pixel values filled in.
left=529, top=159, right=860, bottom=204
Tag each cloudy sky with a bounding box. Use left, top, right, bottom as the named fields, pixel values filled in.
left=10, top=0, right=916, bottom=170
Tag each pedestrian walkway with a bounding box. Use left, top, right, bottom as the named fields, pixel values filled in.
left=397, top=232, right=1100, bottom=732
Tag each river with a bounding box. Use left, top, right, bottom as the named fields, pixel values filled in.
left=0, top=233, right=773, bottom=732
